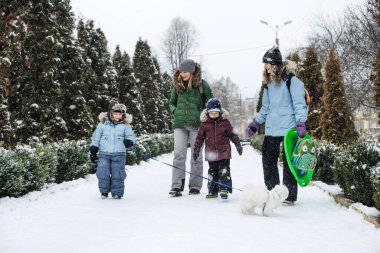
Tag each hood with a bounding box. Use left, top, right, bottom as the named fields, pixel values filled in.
left=98, top=112, right=133, bottom=125
left=171, top=63, right=202, bottom=93
left=283, top=60, right=297, bottom=75
left=200, top=108, right=230, bottom=122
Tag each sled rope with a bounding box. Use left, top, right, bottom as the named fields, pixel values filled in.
left=143, top=154, right=243, bottom=192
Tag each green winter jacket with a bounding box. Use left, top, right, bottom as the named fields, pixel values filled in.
left=169, top=64, right=213, bottom=129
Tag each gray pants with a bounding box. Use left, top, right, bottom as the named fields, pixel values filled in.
left=171, top=127, right=203, bottom=191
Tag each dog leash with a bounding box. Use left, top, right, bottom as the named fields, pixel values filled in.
left=143, top=153, right=243, bottom=192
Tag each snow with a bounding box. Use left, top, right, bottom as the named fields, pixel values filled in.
left=1, top=146, right=380, bottom=253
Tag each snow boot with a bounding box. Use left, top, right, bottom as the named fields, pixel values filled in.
left=169, top=188, right=182, bottom=197
left=101, top=193, right=108, bottom=199
left=112, top=195, right=122, bottom=199
left=282, top=200, right=295, bottom=206
left=219, top=190, right=228, bottom=199
left=189, top=189, right=200, bottom=195
left=206, top=192, right=218, bottom=199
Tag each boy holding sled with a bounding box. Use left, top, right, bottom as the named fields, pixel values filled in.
left=193, top=98, right=243, bottom=199
left=89, top=102, right=136, bottom=199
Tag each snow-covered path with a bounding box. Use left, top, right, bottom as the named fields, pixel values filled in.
left=1, top=146, right=379, bottom=253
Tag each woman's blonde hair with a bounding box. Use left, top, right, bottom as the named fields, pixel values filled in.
left=262, top=65, right=282, bottom=86
left=178, top=73, right=193, bottom=90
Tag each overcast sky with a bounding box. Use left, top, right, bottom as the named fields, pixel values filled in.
left=70, top=0, right=365, bottom=97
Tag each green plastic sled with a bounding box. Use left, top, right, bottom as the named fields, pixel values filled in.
left=284, top=128, right=317, bottom=187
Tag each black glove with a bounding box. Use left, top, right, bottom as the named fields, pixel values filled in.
left=89, top=145, right=99, bottom=164
left=123, top=139, right=134, bottom=148
left=235, top=144, right=243, bottom=156
left=193, top=148, right=200, bottom=161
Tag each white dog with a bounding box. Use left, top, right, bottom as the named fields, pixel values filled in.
left=240, top=184, right=289, bottom=216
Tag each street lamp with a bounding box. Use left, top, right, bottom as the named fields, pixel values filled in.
left=260, top=20, right=292, bottom=46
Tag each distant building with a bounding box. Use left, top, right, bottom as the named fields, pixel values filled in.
left=354, top=110, right=380, bottom=135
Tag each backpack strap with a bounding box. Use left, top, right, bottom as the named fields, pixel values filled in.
left=198, top=80, right=206, bottom=108
left=286, top=73, right=295, bottom=92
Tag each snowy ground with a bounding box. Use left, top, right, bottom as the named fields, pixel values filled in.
left=1, top=146, right=380, bottom=253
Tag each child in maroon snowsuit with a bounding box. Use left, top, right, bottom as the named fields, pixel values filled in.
left=193, top=98, right=243, bottom=199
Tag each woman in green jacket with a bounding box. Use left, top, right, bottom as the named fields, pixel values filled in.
left=169, top=59, right=213, bottom=197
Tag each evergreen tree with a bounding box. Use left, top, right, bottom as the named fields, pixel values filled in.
left=370, top=47, right=380, bottom=126
left=161, top=72, right=173, bottom=131
left=0, top=1, right=29, bottom=147
left=112, top=45, right=144, bottom=135
left=76, top=19, right=116, bottom=123
left=152, top=57, right=170, bottom=133
left=298, top=46, right=324, bottom=139
left=14, top=0, right=79, bottom=143
left=132, top=38, right=161, bottom=134
left=368, top=0, right=380, bottom=129
left=320, top=48, right=358, bottom=145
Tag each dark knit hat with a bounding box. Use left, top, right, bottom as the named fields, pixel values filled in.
left=206, top=98, right=222, bottom=113
left=262, top=46, right=282, bottom=65
left=179, top=59, right=196, bottom=73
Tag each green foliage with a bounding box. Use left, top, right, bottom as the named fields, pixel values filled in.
left=54, top=140, right=92, bottom=184
left=320, top=48, right=358, bottom=145
left=0, top=145, right=58, bottom=198
left=298, top=46, right=324, bottom=140
left=314, top=141, right=339, bottom=184
left=333, top=140, right=380, bottom=206
left=372, top=167, right=380, bottom=211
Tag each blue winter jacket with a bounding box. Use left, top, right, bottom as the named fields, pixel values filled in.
left=255, top=76, right=307, bottom=137
left=91, top=112, right=136, bottom=154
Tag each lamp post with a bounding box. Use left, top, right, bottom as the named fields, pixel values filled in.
left=260, top=20, right=292, bottom=46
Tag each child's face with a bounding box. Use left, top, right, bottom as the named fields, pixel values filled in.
left=112, top=112, right=123, bottom=121
left=208, top=111, right=220, bottom=119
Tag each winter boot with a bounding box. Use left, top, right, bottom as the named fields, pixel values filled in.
left=189, top=189, right=200, bottom=195
left=282, top=200, right=295, bottom=206
left=219, top=190, right=228, bottom=199
left=112, top=195, right=122, bottom=199
left=206, top=192, right=218, bottom=199
left=101, top=193, right=108, bottom=199
left=169, top=188, right=182, bottom=197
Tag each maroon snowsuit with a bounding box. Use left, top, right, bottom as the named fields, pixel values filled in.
left=194, top=110, right=241, bottom=193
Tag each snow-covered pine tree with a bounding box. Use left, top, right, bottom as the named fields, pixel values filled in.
left=0, top=1, right=28, bottom=147
left=132, top=38, right=161, bottom=134
left=15, top=0, right=78, bottom=143
left=112, top=45, right=144, bottom=135
left=320, top=48, right=358, bottom=145
left=49, top=0, right=94, bottom=140
left=76, top=19, right=116, bottom=123
left=152, top=57, right=171, bottom=133
left=369, top=0, right=380, bottom=135
left=299, top=46, right=324, bottom=140
left=161, top=72, right=173, bottom=132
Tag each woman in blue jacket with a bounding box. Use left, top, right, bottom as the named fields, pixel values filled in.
left=247, top=47, right=307, bottom=205
left=89, top=102, right=136, bottom=199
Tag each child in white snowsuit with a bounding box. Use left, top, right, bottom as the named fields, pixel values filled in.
left=89, top=102, right=136, bottom=199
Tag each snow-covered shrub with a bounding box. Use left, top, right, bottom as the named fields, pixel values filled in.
left=54, top=140, right=92, bottom=183
left=333, top=140, right=380, bottom=207
left=0, top=148, right=25, bottom=197
left=0, top=145, right=58, bottom=197
left=371, top=167, right=380, bottom=210
left=314, top=141, right=339, bottom=184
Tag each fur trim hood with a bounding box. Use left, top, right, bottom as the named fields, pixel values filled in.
left=171, top=63, right=202, bottom=93
left=283, top=60, right=297, bottom=75
left=98, top=112, right=133, bottom=125
left=200, top=108, right=230, bottom=122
